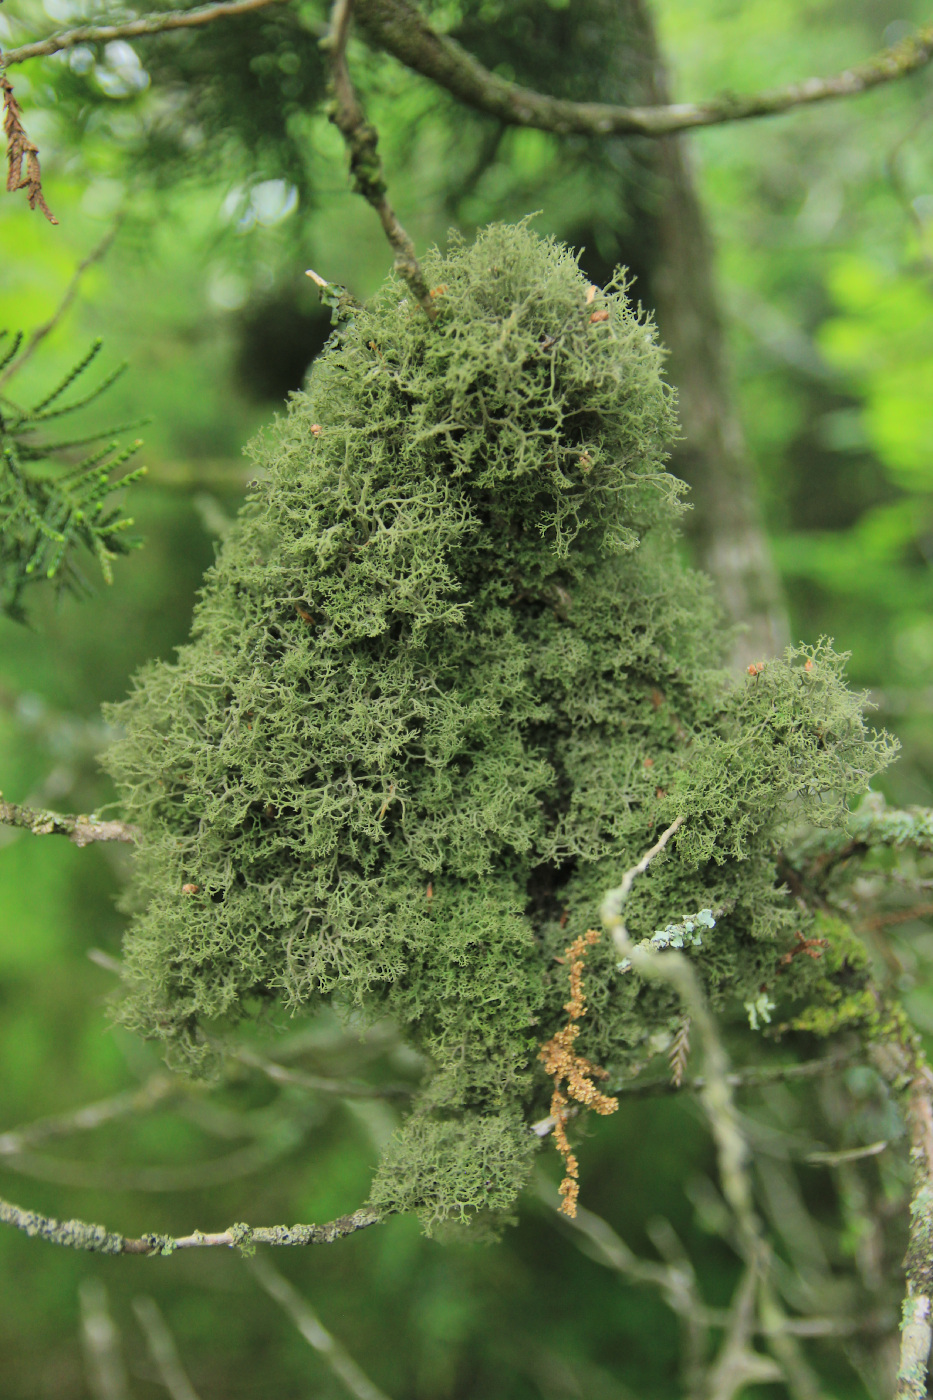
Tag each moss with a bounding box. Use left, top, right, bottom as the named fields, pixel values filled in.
left=104, top=223, right=894, bottom=1228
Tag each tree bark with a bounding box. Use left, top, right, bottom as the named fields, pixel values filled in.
left=627, top=0, right=790, bottom=666
left=389, top=0, right=792, bottom=667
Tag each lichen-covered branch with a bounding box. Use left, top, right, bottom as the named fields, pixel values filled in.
left=600, top=819, right=762, bottom=1258
left=895, top=1072, right=933, bottom=1397
left=0, top=0, right=286, bottom=69
left=355, top=0, right=933, bottom=138
left=0, top=1193, right=382, bottom=1254
left=322, top=0, right=434, bottom=319
left=0, top=792, right=139, bottom=846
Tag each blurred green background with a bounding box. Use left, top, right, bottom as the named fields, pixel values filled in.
left=1, top=0, right=932, bottom=1395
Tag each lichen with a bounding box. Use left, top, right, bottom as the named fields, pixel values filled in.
left=104, top=222, right=895, bottom=1228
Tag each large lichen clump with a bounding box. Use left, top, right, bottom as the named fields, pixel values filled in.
left=104, top=223, right=895, bottom=1230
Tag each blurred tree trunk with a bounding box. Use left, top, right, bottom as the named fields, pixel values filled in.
left=450, top=0, right=791, bottom=668
left=626, top=0, right=790, bottom=669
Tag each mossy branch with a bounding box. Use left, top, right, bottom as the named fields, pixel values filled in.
left=4, top=0, right=929, bottom=140
left=0, top=793, right=139, bottom=846
left=322, top=0, right=434, bottom=319
left=355, top=0, right=933, bottom=137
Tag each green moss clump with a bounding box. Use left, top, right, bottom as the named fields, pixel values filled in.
left=104, top=223, right=896, bottom=1228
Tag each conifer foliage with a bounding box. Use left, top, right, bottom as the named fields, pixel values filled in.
left=0, top=333, right=145, bottom=621
left=105, top=224, right=896, bottom=1230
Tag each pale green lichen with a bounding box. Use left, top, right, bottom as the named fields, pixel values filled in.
left=104, top=223, right=895, bottom=1229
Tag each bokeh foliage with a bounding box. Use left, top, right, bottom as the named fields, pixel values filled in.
left=0, top=0, right=932, bottom=1395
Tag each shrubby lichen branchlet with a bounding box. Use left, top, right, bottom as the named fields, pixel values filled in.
left=105, top=222, right=896, bottom=1230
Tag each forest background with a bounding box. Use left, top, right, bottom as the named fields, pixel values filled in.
left=1, top=0, right=933, bottom=1396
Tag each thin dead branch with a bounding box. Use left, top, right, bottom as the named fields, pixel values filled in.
left=80, top=1280, right=130, bottom=1400
left=248, top=1254, right=393, bottom=1400
left=133, top=1297, right=202, bottom=1400
left=0, top=1073, right=176, bottom=1157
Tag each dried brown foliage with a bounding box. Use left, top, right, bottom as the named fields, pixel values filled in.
left=1, top=71, right=57, bottom=224
left=539, top=930, right=619, bottom=1217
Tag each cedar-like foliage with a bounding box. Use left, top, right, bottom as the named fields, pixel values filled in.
left=0, top=334, right=145, bottom=621
left=104, top=224, right=895, bottom=1230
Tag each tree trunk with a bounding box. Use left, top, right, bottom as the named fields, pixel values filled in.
left=628, top=0, right=790, bottom=667
left=385, top=0, right=792, bottom=667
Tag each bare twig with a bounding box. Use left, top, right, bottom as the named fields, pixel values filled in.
left=133, top=1297, right=202, bottom=1400
left=0, top=1073, right=176, bottom=1157
left=704, top=1265, right=783, bottom=1400
left=355, top=0, right=933, bottom=138
left=0, top=1192, right=383, bottom=1253
left=806, top=1140, right=888, bottom=1166
left=0, top=792, right=139, bottom=845
left=0, top=0, right=287, bottom=69
left=1, top=71, right=56, bottom=222
left=248, top=1254, right=393, bottom=1400
left=611, top=1051, right=862, bottom=1100
left=79, top=1280, right=130, bottom=1400
left=0, top=224, right=120, bottom=387
left=322, top=0, right=434, bottom=319
left=232, top=1045, right=413, bottom=1100
left=0, top=1131, right=298, bottom=1192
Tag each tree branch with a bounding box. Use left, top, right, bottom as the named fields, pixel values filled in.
left=322, top=0, right=434, bottom=319
left=0, top=792, right=139, bottom=846
left=896, top=1074, right=933, bottom=1398
left=0, top=1073, right=176, bottom=1158
left=355, top=0, right=933, bottom=138
left=0, top=1193, right=382, bottom=1253
left=248, top=1254, right=393, bottom=1400
left=0, top=0, right=287, bottom=69
left=611, top=1051, right=861, bottom=1100
left=0, top=223, right=120, bottom=387
left=132, top=1297, right=202, bottom=1400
